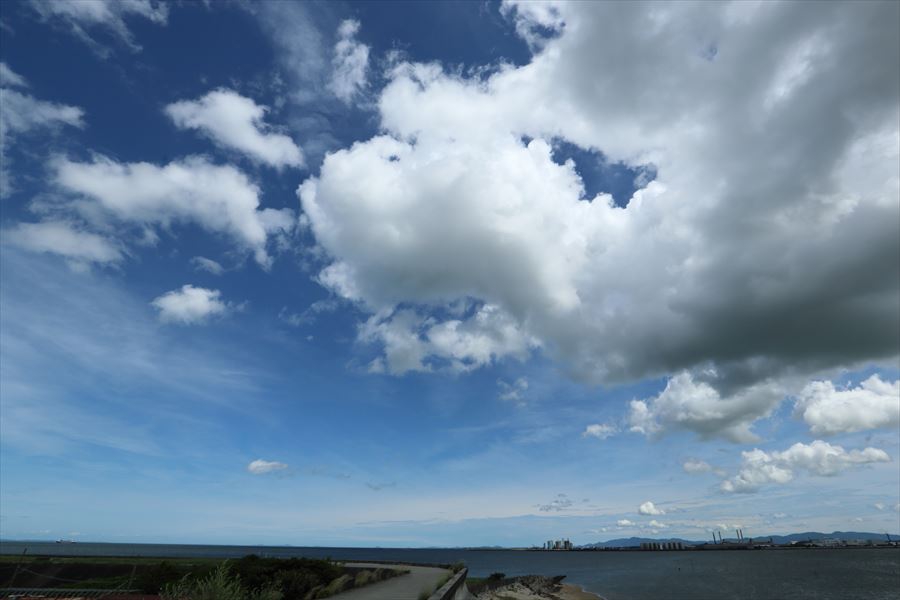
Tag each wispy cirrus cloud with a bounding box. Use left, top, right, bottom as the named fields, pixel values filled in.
left=0, top=249, right=267, bottom=456
left=4, top=221, right=122, bottom=269
left=27, top=0, right=168, bottom=54
left=328, top=20, right=369, bottom=104
left=1, top=63, right=84, bottom=197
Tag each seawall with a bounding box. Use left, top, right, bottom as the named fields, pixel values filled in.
left=428, top=567, right=470, bottom=600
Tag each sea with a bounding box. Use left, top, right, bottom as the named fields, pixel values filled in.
left=1, top=541, right=898, bottom=600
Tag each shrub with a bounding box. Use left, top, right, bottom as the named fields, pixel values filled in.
left=488, top=572, right=506, bottom=581
left=276, top=569, right=319, bottom=600
left=136, top=561, right=183, bottom=593
left=160, top=562, right=282, bottom=600
left=319, top=574, right=353, bottom=597
left=247, top=587, right=283, bottom=600
left=161, top=563, right=244, bottom=600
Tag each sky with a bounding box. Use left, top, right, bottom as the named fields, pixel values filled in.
left=0, top=0, right=898, bottom=547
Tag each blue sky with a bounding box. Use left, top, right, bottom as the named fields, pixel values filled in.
left=1, top=0, right=899, bottom=546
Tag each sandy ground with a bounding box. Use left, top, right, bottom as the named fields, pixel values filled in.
left=559, top=583, right=605, bottom=600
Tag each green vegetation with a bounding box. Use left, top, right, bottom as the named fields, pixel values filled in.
left=1, top=554, right=406, bottom=599
left=161, top=562, right=280, bottom=600
left=466, top=573, right=514, bottom=596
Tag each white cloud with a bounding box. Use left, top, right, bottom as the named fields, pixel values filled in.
left=1, top=76, right=84, bottom=197
left=4, top=221, right=122, bottom=267
left=28, top=0, right=167, bottom=52
left=151, top=285, right=231, bottom=325
left=0, top=62, right=28, bottom=88
left=250, top=2, right=326, bottom=101
left=582, top=423, right=616, bottom=440
left=628, top=372, right=784, bottom=443
left=500, top=0, right=565, bottom=50
left=52, top=155, right=293, bottom=267
left=298, top=2, right=900, bottom=399
left=166, top=89, right=304, bottom=169
left=638, top=501, right=665, bottom=516
left=721, top=440, right=891, bottom=493
left=247, top=459, right=288, bottom=475
left=795, top=375, right=900, bottom=435
left=648, top=519, right=667, bottom=529
left=682, top=459, right=712, bottom=474
left=359, top=304, right=538, bottom=375
left=279, top=299, right=340, bottom=327
left=190, top=256, right=225, bottom=276
left=874, top=503, right=886, bottom=511
left=329, top=19, right=369, bottom=103
left=498, top=377, right=528, bottom=405
left=616, top=519, right=634, bottom=527
left=1, top=89, right=84, bottom=135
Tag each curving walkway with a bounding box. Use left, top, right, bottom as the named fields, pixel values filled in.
left=331, top=562, right=452, bottom=600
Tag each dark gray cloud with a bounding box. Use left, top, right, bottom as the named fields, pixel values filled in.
left=298, top=1, right=900, bottom=438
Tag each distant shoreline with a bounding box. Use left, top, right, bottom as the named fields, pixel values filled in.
left=2, top=541, right=900, bottom=558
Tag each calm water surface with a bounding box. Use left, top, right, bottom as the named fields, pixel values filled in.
left=2, top=541, right=898, bottom=600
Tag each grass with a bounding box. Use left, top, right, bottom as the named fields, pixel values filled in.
left=465, top=574, right=514, bottom=596
left=1, top=555, right=407, bottom=599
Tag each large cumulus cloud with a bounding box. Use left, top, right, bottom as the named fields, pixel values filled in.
left=298, top=2, right=899, bottom=432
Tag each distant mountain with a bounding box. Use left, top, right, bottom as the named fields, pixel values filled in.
left=580, top=531, right=899, bottom=548
left=762, top=531, right=898, bottom=545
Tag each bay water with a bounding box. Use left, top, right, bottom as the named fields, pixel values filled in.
left=2, top=541, right=898, bottom=600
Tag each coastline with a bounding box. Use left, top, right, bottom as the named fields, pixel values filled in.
left=560, top=582, right=605, bottom=600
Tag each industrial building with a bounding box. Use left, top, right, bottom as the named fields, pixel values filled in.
left=544, top=539, right=573, bottom=550
left=640, top=541, right=684, bottom=550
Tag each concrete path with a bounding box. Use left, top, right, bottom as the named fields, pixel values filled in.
left=331, top=562, right=451, bottom=600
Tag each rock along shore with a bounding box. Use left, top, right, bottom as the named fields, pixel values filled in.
left=473, top=575, right=603, bottom=600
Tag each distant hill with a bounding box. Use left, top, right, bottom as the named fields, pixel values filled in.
left=580, top=531, right=899, bottom=548
left=761, top=531, right=898, bottom=545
